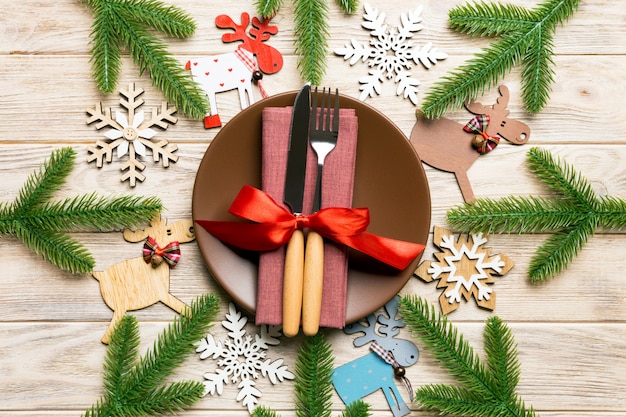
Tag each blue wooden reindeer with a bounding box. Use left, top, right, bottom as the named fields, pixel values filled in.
left=332, top=296, right=419, bottom=417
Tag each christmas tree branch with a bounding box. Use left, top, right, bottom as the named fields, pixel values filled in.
left=447, top=147, right=626, bottom=281
left=253, top=333, right=371, bottom=417
left=256, top=0, right=357, bottom=84
left=84, top=293, right=221, bottom=417
left=399, top=295, right=538, bottom=417
left=83, top=0, right=209, bottom=119
left=0, top=147, right=162, bottom=273
left=421, top=0, right=579, bottom=118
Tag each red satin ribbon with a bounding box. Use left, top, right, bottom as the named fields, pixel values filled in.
left=196, top=185, right=425, bottom=270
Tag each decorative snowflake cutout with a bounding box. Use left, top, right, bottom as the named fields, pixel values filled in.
left=335, top=2, right=447, bottom=105
left=414, top=226, right=514, bottom=314
left=196, top=303, right=294, bottom=413
left=86, top=82, right=178, bottom=187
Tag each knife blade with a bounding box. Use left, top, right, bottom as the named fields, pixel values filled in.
left=282, top=84, right=311, bottom=337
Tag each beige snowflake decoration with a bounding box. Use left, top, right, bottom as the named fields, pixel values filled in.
left=415, top=226, right=514, bottom=314
left=86, top=83, right=178, bottom=187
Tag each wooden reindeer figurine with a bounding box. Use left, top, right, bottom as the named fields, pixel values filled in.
left=333, top=297, right=419, bottom=417
left=410, top=85, right=531, bottom=202
left=92, top=217, right=195, bottom=344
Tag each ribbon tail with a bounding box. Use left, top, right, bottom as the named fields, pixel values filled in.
left=338, top=232, right=425, bottom=270
left=196, top=219, right=294, bottom=251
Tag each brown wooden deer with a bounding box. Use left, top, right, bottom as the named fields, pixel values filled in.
left=409, top=85, right=530, bottom=202
left=92, top=217, right=195, bottom=344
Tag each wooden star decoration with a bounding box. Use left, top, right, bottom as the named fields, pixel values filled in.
left=414, top=226, right=514, bottom=314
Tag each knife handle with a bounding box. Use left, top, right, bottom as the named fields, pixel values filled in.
left=283, top=229, right=304, bottom=337
left=302, top=230, right=324, bottom=336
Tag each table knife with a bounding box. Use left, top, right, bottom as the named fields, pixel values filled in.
left=282, top=84, right=311, bottom=337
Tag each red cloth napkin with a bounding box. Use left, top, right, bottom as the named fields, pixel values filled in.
left=255, top=106, right=358, bottom=328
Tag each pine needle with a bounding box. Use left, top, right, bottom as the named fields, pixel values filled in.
left=83, top=293, right=221, bottom=417
left=399, top=295, right=539, bottom=417
left=447, top=147, right=626, bottom=281
left=83, top=0, right=209, bottom=119
left=421, top=0, right=580, bottom=118
left=0, top=147, right=162, bottom=273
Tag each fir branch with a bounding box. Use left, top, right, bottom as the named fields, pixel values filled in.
left=293, top=0, right=330, bottom=85
left=255, top=0, right=284, bottom=18
left=0, top=147, right=162, bottom=273
left=421, top=0, right=580, bottom=118
left=253, top=333, right=371, bottom=417
left=336, top=0, right=359, bottom=14
left=83, top=293, right=221, bottom=417
left=295, top=333, right=334, bottom=417
left=447, top=147, right=626, bottom=281
left=399, top=295, right=539, bottom=417
left=83, top=0, right=209, bottom=119
left=256, top=0, right=358, bottom=84
left=340, top=400, right=370, bottom=417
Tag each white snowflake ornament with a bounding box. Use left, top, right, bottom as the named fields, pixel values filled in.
left=196, top=303, right=294, bottom=413
left=86, top=83, right=179, bottom=187
left=335, top=2, right=447, bottom=105
left=414, top=226, right=514, bottom=314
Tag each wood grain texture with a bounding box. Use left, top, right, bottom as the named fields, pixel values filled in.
left=0, top=0, right=624, bottom=415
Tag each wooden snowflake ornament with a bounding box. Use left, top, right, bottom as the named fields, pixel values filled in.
left=415, top=226, right=514, bottom=314
left=86, top=82, right=179, bottom=186
left=196, top=303, right=294, bottom=414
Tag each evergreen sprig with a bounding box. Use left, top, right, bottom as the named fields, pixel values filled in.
left=83, top=0, right=209, bottom=119
left=255, top=0, right=359, bottom=84
left=253, top=333, right=371, bottom=417
left=399, top=295, right=538, bottom=417
left=83, top=293, right=221, bottom=417
left=447, top=147, right=626, bottom=281
left=0, top=147, right=162, bottom=274
left=421, top=0, right=579, bottom=118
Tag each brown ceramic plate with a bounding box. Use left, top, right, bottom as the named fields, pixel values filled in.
left=192, top=91, right=431, bottom=323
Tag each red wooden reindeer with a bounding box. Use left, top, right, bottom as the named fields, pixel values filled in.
left=186, top=13, right=283, bottom=128
left=409, top=85, right=530, bottom=202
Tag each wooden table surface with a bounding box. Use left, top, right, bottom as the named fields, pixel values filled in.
left=1, top=0, right=625, bottom=416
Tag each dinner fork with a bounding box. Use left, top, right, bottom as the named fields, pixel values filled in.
left=302, top=87, right=339, bottom=336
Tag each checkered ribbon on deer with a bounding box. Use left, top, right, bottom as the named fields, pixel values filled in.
left=143, top=237, right=181, bottom=267
left=370, top=341, right=414, bottom=400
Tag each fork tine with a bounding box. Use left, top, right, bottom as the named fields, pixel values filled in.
left=310, top=86, right=318, bottom=131
left=325, top=88, right=332, bottom=131
left=332, top=88, right=339, bottom=133
left=318, top=87, right=326, bottom=130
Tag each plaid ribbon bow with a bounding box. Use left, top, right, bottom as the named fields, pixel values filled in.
left=143, top=237, right=181, bottom=267
left=463, top=114, right=500, bottom=154
left=370, top=341, right=414, bottom=401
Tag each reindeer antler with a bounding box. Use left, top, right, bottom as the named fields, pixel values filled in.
left=377, top=296, right=405, bottom=339
left=250, top=16, right=278, bottom=42
left=344, top=313, right=379, bottom=347
left=216, top=13, right=254, bottom=51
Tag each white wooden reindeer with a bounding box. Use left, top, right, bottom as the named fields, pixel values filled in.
left=185, top=48, right=257, bottom=129
left=92, top=217, right=195, bottom=344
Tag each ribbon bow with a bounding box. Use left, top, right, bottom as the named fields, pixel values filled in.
left=370, top=341, right=414, bottom=400
left=196, top=185, right=424, bottom=270
left=143, top=237, right=181, bottom=268
left=463, top=114, right=500, bottom=154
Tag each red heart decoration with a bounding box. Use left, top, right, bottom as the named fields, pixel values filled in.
left=193, top=62, right=198, bottom=66
left=214, top=59, right=219, bottom=63
left=220, top=83, right=225, bottom=87
left=228, top=68, right=233, bottom=72
left=205, top=71, right=210, bottom=76
left=240, top=79, right=245, bottom=83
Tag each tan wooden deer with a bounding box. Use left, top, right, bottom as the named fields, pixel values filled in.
left=409, top=85, right=530, bottom=202
left=92, top=217, right=195, bottom=344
